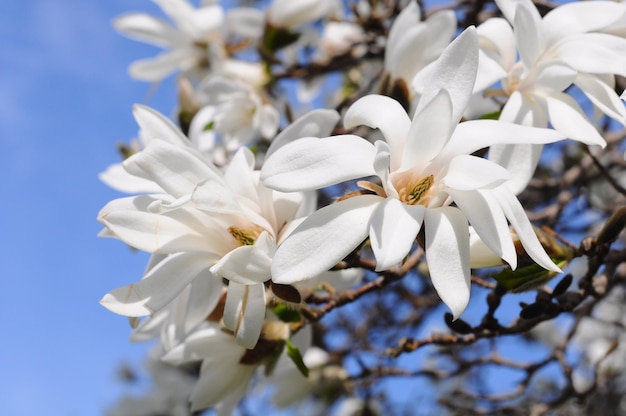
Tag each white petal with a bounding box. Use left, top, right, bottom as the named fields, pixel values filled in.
left=542, top=93, right=606, bottom=146
left=494, top=0, right=535, bottom=23
left=190, top=358, right=254, bottom=412
left=99, top=163, right=163, bottom=194
left=183, top=270, right=224, bottom=333
left=512, top=1, right=544, bottom=70
left=373, top=141, right=398, bottom=199
left=403, top=89, right=453, bottom=171
left=223, top=282, right=266, bottom=348
left=440, top=119, right=564, bottom=161
left=100, top=252, right=208, bottom=316
left=211, top=234, right=274, bottom=285
left=468, top=227, right=507, bottom=268
left=113, top=13, right=186, bottom=47
left=413, top=27, right=478, bottom=124
left=128, top=49, right=195, bottom=81
left=448, top=189, right=516, bottom=268
left=266, top=109, right=340, bottom=158
left=225, top=7, right=264, bottom=39
left=488, top=143, right=543, bottom=195
left=492, top=186, right=561, bottom=272
left=133, top=104, right=189, bottom=147
left=123, top=140, right=222, bottom=197
left=575, top=73, right=626, bottom=125
left=533, top=61, right=577, bottom=94
left=477, top=17, right=517, bottom=71
left=443, top=154, right=511, bottom=191
left=261, top=135, right=376, bottom=192
left=556, top=34, right=626, bottom=76
left=162, top=325, right=229, bottom=364
left=272, top=195, right=381, bottom=284
left=369, top=199, right=424, bottom=271
left=424, top=207, right=471, bottom=319
left=343, top=94, right=411, bottom=168
left=191, top=179, right=242, bottom=214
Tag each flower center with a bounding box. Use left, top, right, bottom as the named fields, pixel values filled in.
left=229, top=225, right=264, bottom=246
left=396, top=174, right=435, bottom=206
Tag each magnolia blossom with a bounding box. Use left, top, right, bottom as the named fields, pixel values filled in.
left=474, top=0, right=626, bottom=192
left=382, top=2, right=456, bottom=105
left=261, top=28, right=566, bottom=318
left=114, top=0, right=264, bottom=82
left=266, top=0, right=342, bottom=30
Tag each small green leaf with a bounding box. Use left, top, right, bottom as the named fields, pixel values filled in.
left=262, top=26, right=301, bottom=52
left=479, top=110, right=502, bottom=120
left=492, top=256, right=570, bottom=293
left=286, top=339, right=309, bottom=378
left=272, top=303, right=302, bottom=323
left=203, top=121, right=215, bottom=131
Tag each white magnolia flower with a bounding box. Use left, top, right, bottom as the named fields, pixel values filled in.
left=261, top=28, right=565, bottom=318
left=99, top=107, right=340, bottom=348
left=474, top=0, right=626, bottom=192
left=318, top=21, right=366, bottom=60
left=114, top=0, right=264, bottom=82
left=383, top=2, right=456, bottom=104
left=266, top=0, right=342, bottom=30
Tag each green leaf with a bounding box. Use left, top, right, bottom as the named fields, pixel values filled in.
left=262, top=26, right=301, bottom=53
left=286, top=339, right=309, bottom=378
left=203, top=121, right=215, bottom=131
left=492, top=256, right=571, bottom=293
left=478, top=110, right=502, bottom=120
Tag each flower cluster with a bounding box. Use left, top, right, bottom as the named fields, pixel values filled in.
left=100, top=0, right=626, bottom=413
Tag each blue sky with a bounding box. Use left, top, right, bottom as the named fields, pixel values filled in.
left=0, top=1, right=179, bottom=414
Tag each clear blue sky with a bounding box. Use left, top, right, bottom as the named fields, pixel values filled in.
left=0, top=1, right=179, bottom=414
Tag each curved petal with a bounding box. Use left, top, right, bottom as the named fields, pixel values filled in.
left=343, top=94, right=411, bottom=167
left=113, top=13, right=186, bottom=47
left=261, top=135, right=376, bottom=192
left=271, top=195, right=381, bottom=284
left=556, top=34, right=626, bottom=76
left=100, top=252, right=209, bottom=317
left=133, top=104, right=189, bottom=147
left=488, top=143, right=543, bottom=195
left=191, top=359, right=254, bottom=412
left=162, top=325, right=230, bottom=364
left=266, top=109, right=340, bottom=158
left=223, top=282, right=266, bottom=348
left=422, top=10, right=457, bottom=62
left=99, top=163, right=164, bottom=194
left=128, top=48, right=195, bottom=81
left=542, top=93, right=606, bottom=146
left=513, top=1, right=545, bottom=70
left=373, top=141, right=398, bottom=199
left=494, top=0, right=535, bottom=23
left=477, top=17, right=517, bottom=71
left=184, top=270, right=224, bottom=333
left=424, top=207, right=471, bottom=319
left=413, top=26, right=478, bottom=125
left=403, top=89, right=453, bottom=171
left=369, top=199, right=424, bottom=271
left=225, top=7, right=264, bottom=39
left=491, top=186, right=561, bottom=272
left=442, top=154, right=511, bottom=191
left=574, top=73, right=626, bottom=125
left=448, top=189, right=516, bottom=268
left=211, top=233, right=274, bottom=285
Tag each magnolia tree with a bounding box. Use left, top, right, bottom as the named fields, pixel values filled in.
left=99, top=0, right=626, bottom=414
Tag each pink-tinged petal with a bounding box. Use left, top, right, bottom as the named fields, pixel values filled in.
left=443, top=155, right=511, bottom=191
left=223, top=282, right=266, bottom=349
left=477, top=17, right=517, bottom=71
left=440, top=119, right=564, bottom=161
left=113, top=13, right=187, bottom=47
left=424, top=207, right=471, bottom=319
left=541, top=93, right=606, bottom=146
left=512, top=2, right=545, bottom=70
left=344, top=95, right=410, bottom=168
left=369, top=199, right=424, bottom=271
left=128, top=48, right=195, bottom=81
left=133, top=104, right=190, bottom=147
left=261, top=135, right=376, bottom=192
left=272, top=195, right=382, bottom=284
left=542, top=2, right=626, bottom=45
left=575, top=73, right=626, bottom=125
left=123, top=140, right=222, bottom=198
left=448, top=189, right=516, bottom=268
left=492, top=186, right=561, bottom=272
left=403, top=89, right=453, bottom=171
left=413, top=27, right=478, bottom=125
left=266, top=109, right=340, bottom=158
left=99, top=163, right=163, bottom=194
left=488, top=143, right=543, bottom=195
left=100, top=252, right=208, bottom=317
left=556, top=34, right=626, bottom=76
left=211, top=233, right=274, bottom=285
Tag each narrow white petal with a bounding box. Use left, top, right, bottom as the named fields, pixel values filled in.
left=468, top=227, right=507, bottom=268
left=424, top=207, right=471, bottom=319
left=211, top=236, right=273, bottom=285
left=191, top=359, right=254, bottom=412
left=272, top=195, right=381, bottom=284
left=477, top=17, right=517, bottom=71
left=100, top=252, right=208, bottom=317
left=413, top=27, right=478, bottom=124
left=513, top=2, right=544, bottom=70
left=133, top=104, right=189, bottom=147
left=99, top=163, right=163, bottom=194
left=183, top=270, right=224, bottom=333
left=225, top=7, right=264, bottom=39
left=556, top=34, right=626, bottom=76
left=575, top=73, right=626, bottom=125
left=191, top=179, right=242, bottom=214
left=542, top=3, right=626, bottom=45
left=373, top=141, right=399, bottom=199
left=266, top=109, right=340, bottom=158
left=443, top=155, right=511, bottom=191
left=128, top=49, right=194, bottom=81
left=113, top=14, right=186, bottom=47
left=492, top=186, right=561, bottom=272
left=448, top=189, right=516, bottom=268
left=344, top=95, right=410, bottom=168
left=494, top=0, right=535, bottom=23
left=403, top=89, right=453, bottom=171
left=542, top=93, right=606, bottom=146
left=369, top=199, right=424, bottom=271
left=223, top=282, right=266, bottom=349
left=488, top=143, right=543, bottom=195
left=162, top=325, right=228, bottom=364
left=261, top=135, right=376, bottom=192
left=533, top=61, right=577, bottom=93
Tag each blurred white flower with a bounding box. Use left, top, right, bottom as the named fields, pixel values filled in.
left=266, top=0, right=342, bottom=30
left=262, top=28, right=564, bottom=318
left=318, top=22, right=366, bottom=59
